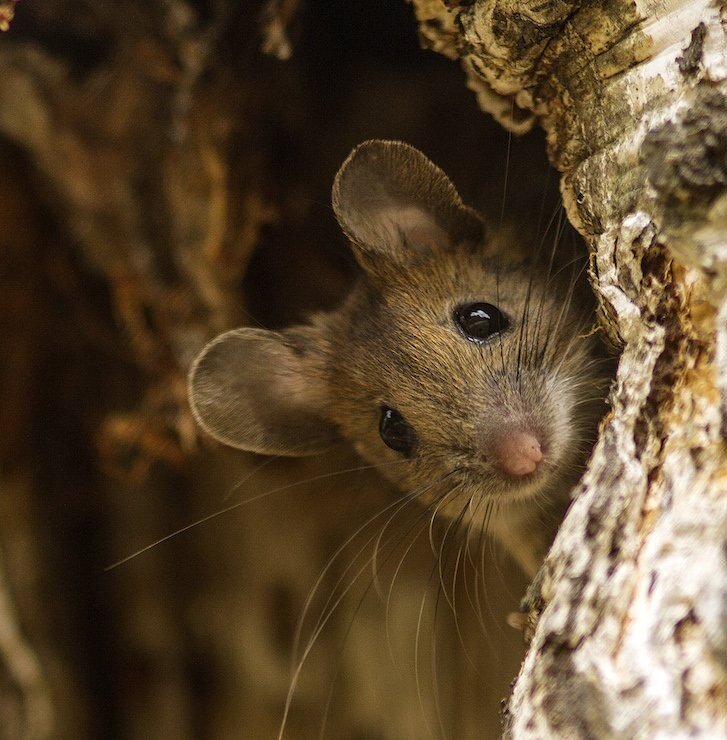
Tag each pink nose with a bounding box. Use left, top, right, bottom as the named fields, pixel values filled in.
left=493, top=430, right=543, bottom=477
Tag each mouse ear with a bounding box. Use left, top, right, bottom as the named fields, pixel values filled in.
left=332, top=140, right=484, bottom=274
left=188, top=328, right=337, bottom=456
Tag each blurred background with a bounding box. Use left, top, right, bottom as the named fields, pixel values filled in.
left=0, top=2, right=561, bottom=738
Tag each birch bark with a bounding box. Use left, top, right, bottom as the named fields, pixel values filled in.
left=410, top=0, right=727, bottom=735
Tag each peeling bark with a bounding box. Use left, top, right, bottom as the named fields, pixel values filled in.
left=410, top=0, right=727, bottom=735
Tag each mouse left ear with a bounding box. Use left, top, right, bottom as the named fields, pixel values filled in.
left=332, top=140, right=484, bottom=274
left=188, top=327, right=337, bottom=456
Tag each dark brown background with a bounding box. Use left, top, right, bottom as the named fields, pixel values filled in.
left=0, top=2, right=558, bottom=738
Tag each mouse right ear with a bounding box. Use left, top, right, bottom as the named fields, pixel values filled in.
left=188, top=328, right=337, bottom=456
left=332, top=140, right=484, bottom=276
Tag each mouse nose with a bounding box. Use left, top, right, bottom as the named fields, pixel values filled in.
left=492, top=430, right=543, bottom=477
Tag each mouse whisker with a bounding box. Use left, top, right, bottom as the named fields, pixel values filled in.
left=413, top=483, right=474, bottom=739
left=462, top=495, right=499, bottom=638
left=527, top=207, right=569, bottom=368
left=317, top=479, right=459, bottom=740
left=382, top=478, right=465, bottom=672
left=449, top=496, right=487, bottom=670
left=291, top=471, right=451, bottom=665
left=280, top=472, right=457, bottom=740
left=104, top=457, right=412, bottom=571
left=371, top=471, right=456, bottom=597
left=315, top=490, right=451, bottom=740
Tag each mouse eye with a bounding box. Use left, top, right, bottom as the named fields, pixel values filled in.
left=379, top=406, right=417, bottom=455
left=454, top=302, right=508, bottom=342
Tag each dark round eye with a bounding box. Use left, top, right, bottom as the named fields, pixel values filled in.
left=379, top=406, right=417, bottom=455
left=454, top=302, right=508, bottom=342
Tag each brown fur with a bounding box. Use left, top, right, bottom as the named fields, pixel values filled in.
left=189, top=140, right=610, bottom=576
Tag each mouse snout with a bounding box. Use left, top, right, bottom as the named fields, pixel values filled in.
left=491, top=429, right=543, bottom=477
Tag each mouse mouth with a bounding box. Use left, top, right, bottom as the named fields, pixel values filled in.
left=498, top=459, right=553, bottom=494
left=450, top=457, right=553, bottom=502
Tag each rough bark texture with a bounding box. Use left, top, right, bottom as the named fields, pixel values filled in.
left=410, top=0, right=727, bottom=735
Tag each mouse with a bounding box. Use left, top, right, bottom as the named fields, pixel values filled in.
left=187, top=139, right=610, bottom=578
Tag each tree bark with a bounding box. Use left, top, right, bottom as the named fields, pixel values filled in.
left=410, top=0, right=727, bottom=735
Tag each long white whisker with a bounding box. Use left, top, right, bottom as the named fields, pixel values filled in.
left=105, top=459, right=406, bottom=571
left=280, top=473, right=454, bottom=740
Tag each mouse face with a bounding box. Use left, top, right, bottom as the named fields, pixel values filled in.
left=189, top=140, right=608, bottom=573
left=321, top=246, right=595, bottom=519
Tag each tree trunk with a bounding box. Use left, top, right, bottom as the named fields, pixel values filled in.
left=410, top=0, right=727, bottom=735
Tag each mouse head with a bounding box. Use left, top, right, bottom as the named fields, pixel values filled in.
left=189, top=141, right=605, bottom=520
